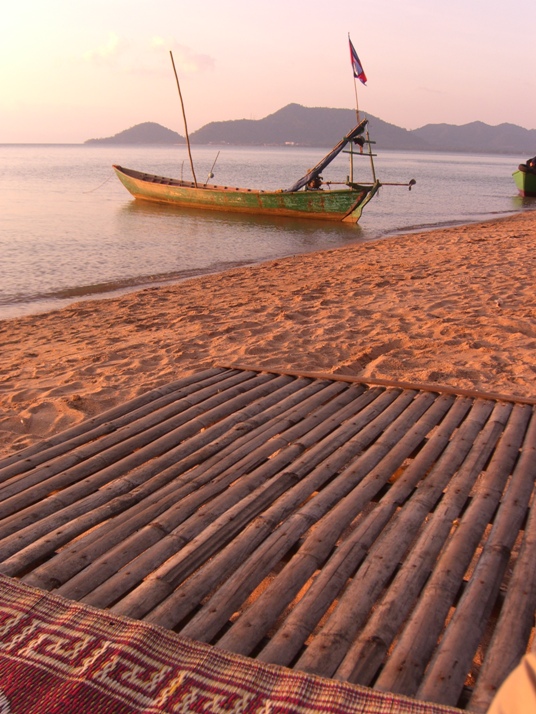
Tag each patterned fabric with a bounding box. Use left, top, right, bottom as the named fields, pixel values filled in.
left=0, top=575, right=461, bottom=714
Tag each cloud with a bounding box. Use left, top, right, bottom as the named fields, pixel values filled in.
left=152, top=37, right=215, bottom=73
left=81, top=35, right=214, bottom=76
left=83, top=33, right=127, bottom=65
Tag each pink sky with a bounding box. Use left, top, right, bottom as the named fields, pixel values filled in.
left=1, top=0, right=535, bottom=143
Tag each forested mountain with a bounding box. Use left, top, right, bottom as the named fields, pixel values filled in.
left=85, top=106, right=536, bottom=155
left=85, top=121, right=184, bottom=145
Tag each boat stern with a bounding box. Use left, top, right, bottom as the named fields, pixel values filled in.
left=514, top=168, right=536, bottom=198
left=341, top=181, right=381, bottom=222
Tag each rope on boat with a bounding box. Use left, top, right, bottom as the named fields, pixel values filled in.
left=83, top=172, right=115, bottom=194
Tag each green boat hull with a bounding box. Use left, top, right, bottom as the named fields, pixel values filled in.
left=513, top=167, right=536, bottom=198
left=113, top=165, right=380, bottom=223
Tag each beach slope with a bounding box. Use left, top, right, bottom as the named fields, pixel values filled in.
left=1, top=211, right=535, bottom=456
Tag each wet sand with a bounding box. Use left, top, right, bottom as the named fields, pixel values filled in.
left=1, top=210, right=535, bottom=456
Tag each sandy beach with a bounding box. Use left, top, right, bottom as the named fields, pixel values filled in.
left=1, top=210, right=535, bottom=457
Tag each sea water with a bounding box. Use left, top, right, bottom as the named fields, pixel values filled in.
left=0, top=143, right=533, bottom=319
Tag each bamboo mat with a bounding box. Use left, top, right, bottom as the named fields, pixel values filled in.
left=0, top=366, right=535, bottom=712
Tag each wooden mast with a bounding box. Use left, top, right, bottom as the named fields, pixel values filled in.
left=170, top=50, right=198, bottom=187
left=353, top=74, right=360, bottom=124
left=349, top=33, right=362, bottom=183
left=349, top=33, right=376, bottom=184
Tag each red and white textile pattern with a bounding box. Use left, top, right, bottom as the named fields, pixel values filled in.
left=0, top=575, right=461, bottom=713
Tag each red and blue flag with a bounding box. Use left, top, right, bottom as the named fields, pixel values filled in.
left=349, top=37, right=367, bottom=85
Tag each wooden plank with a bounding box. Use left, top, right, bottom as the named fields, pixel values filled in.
left=218, top=364, right=536, bottom=406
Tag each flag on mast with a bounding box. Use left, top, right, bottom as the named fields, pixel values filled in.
left=349, top=36, right=367, bottom=85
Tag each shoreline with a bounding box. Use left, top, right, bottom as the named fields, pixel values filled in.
left=0, top=208, right=522, bottom=322
left=1, top=210, right=535, bottom=456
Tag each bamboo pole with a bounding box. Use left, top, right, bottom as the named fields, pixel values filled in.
left=366, top=129, right=377, bottom=183
left=190, top=393, right=436, bottom=645
left=353, top=77, right=360, bottom=124
left=472, top=539, right=536, bottom=709
left=294, top=398, right=496, bottom=678
left=2, top=375, right=311, bottom=576
left=60, top=382, right=367, bottom=607
left=170, top=51, right=197, bottom=187
left=199, top=393, right=447, bottom=653
left=366, top=402, right=513, bottom=695
left=217, top=363, right=536, bottom=406
left=144, top=389, right=413, bottom=630
left=5, top=362, right=535, bottom=703
left=469, top=484, right=536, bottom=712
left=340, top=403, right=525, bottom=689
left=142, top=386, right=385, bottom=629
left=205, top=151, right=220, bottom=185
left=0, top=369, right=253, bottom=506
left=104, top=386, right=397, bottom=618
left=112, top=472, right=305, bottom=620
left=0, top=371, right=266, bottom=534
left=258, top=397, right=471, bottom=667
left=0, top=368, right=228, bottom=479
left=418, top=404, right=536, bottom=706
left=70, top=387, right=348, bottom=603
left=27, top=379, right=336, bottom=592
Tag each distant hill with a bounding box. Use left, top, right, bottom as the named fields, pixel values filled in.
left=190, top=103, right=428, bottom=151
left=85, top=106, right=536, bottom=154
left=85, top=121, right=184, bottom=145
left=411, top=121, right=536, bottom=154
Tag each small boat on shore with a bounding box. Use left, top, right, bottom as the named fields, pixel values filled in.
left=513, top=156, right=536, bottom=197
left=115, top=48, right=416, bottom=223
left=113, top=119, right=383, bottom=223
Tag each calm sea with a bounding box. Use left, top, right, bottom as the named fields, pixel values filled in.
left=0, top=143, right=533, bottom=319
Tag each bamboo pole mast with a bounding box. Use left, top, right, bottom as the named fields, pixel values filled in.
left=170, top=50, right=197, bottom=187
left=349, top=77, right=361, bottom=183
left=349, top=33, right=360, bottom=124
left=366, top=129, right=377, bottom=182
left=353, top=76, right=360, bottom=124
left=349, top=33, right=376, bottom=183
left=349, top=33, right=360, bottom=183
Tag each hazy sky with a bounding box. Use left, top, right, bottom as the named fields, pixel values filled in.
left=2, top=0, right=536, bottom=143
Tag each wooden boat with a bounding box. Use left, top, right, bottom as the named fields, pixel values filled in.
left=113, top=119, right=382, bottom=223
left=513, top=158, right=536, bottom=197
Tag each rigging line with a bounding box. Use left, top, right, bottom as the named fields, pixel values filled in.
left=82, top=172, right=115, bottom=194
